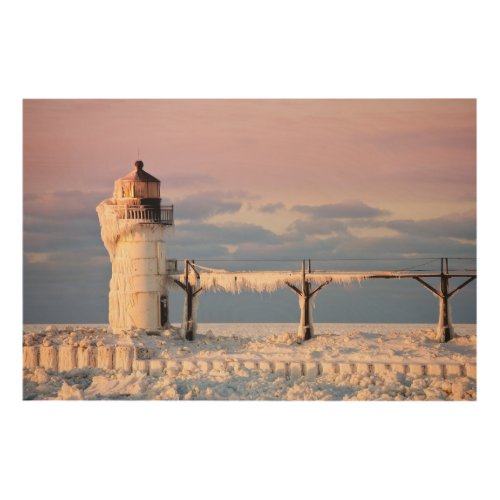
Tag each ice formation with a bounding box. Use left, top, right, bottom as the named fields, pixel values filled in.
left=97, top=200, right=171, bottom=330
left=167, top=265, right=406, bottom=337
left=96, top=161, right=173, bottom=332
left=168, top=264, right=386, bottom=295
left=22, top=324, right=477, bottom=401
left=96, top=200, right=136, bottom=262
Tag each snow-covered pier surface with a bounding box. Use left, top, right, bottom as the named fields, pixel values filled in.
left=23, top=324, right=476, bottom=401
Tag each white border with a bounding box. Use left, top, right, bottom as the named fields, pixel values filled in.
left=3, top=1, right=498, bottom=499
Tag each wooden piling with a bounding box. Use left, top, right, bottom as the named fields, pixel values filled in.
left=174, top=260, right=203, bottom=341
left=438, top=258, right=453, bottom=342
left=411, top=257, right=476, bottom=342
left=185, top=259, right=194, bottom=341
left=301, top=260, right=313, bottom=340
left=285, top=259, right=332, bottom=342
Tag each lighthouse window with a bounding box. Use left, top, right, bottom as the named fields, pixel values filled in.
left=160, top=295, right=168, bottom=327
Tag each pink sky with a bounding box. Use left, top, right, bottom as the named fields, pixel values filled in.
left=24, top=99, right=475, bottom=227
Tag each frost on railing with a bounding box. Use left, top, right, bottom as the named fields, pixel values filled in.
left=97, top=201, right=173, bottom=261
left=116, top=205, right=174, bottom=224
left=167, top=266, right=375, bottom=294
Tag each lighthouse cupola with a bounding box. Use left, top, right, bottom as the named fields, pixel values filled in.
left=111, top=160, right=173, bottom=224
left=113, top=160, right=161, bottom=207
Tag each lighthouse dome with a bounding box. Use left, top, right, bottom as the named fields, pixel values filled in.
left=113, top=160, right=161, bottom=201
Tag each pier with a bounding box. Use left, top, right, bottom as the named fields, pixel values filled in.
left=171, top=257, right=476, bottom=342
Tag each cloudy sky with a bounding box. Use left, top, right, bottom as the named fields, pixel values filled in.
left=23, top=99, right=476, bottom=324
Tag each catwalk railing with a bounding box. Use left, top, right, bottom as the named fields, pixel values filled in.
left=116, top=205, right=174, bottom=224
left=169, top=257, right=476, bottom=342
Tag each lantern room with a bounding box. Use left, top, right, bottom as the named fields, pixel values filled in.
left=113, top=160, right=161, bottom=207
left=110, top=160, right=173, bottom=225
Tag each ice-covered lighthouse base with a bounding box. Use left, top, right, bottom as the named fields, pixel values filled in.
left=97, top=200, right=171, bottom=332
left=109, top=224, right=169, bottom=330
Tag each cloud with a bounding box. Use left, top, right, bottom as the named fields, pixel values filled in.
left=174, top=191, right=247, bottom=221
left=172, top=221, right=281, bottom=246
left=227, top=230, right=476, bottom=264
left=292, top=200, right=389, bottom=219
left=24, top=215, right=103, bottom=253
left=24, top=190, right=108, bottom=219
left=258, top=202, right=285, bottom=213
left=385, top=211, right=476, bottom=241
left=163, top=221, right=283, bottom=261
left=287, top=218, right=349, bottom=236
left=330, top=233, right=476, bottom=260
left=287, top=209, right=476, bottom=244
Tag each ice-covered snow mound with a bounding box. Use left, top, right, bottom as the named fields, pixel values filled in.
left=23, top=365, right=475, bottom=401
left=23, top=324, right=476, bottom=401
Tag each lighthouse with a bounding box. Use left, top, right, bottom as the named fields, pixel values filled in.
left=96, top=160, right=174, bottom=332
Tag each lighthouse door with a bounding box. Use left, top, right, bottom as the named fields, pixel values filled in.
left=160, top=295, right=168, bottom=327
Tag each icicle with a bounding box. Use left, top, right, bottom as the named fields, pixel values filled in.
left=168, top=265, right=416, bottom=304
left=167, top=264, right=386, bottom=295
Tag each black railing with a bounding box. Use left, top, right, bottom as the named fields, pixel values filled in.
left=117, top=205, right=174, bottom=224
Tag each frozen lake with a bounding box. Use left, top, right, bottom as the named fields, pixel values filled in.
left=23, top=322, right=476, bottom=338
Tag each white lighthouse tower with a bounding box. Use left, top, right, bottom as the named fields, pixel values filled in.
left=96, top=160, right=174, bottom=332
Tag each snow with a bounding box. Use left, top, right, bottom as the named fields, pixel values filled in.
left=23, top=323, right=476, bottom=401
